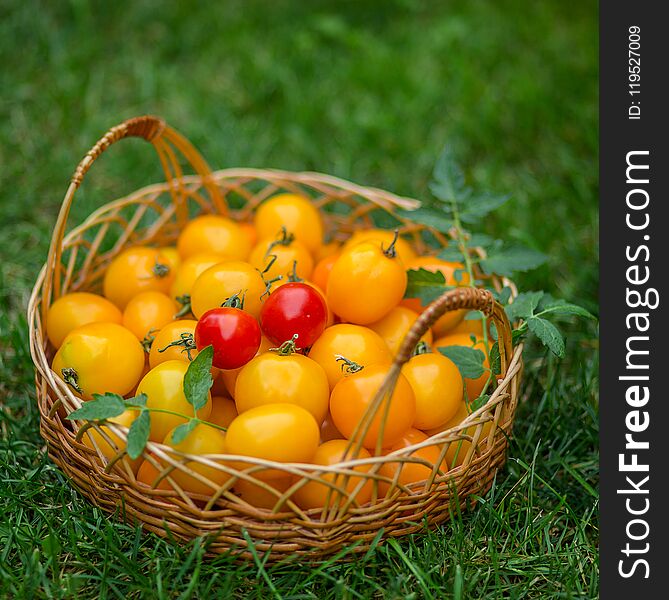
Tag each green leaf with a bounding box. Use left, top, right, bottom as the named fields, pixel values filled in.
left=430, top=146, right=467, bottom=202
left=489, top=342, right=501, bottom=375
left=505, top=291, right=544, bottom=322
left=438, top=345, right=487, bottom=380
left=127, top=410, right=151, bottom=460
left=125, top=392, right=148, bottom=408
left=467, top=233, right=495, bottom=248
left=183, top=345, right=214, bottom=412
left=66, top=393, right=125, bottom=421
left=437, top=246, right=466, bottom=262
left=469, top=394, right=490, bottom=412
left=404, top=268, right=450, bottom=305
left=169, top=419, right=198, bottom=445
left=459, top=193, right=511, bottom=224
left=494, top=286, right=513, bottom=305
left=512, top=328, right=525, bottom=347
left=464, top=310, right=484, bottom=321
left=396, top=207, right=453, bottom=232
left=539, top=300, right=597, bottom=320
left=527, top=317, right=565, bottom=358
left=480, top=244, right=548, bottom=276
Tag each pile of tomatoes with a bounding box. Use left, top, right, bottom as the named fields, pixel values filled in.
left=48, top=192, right=491, bottom=510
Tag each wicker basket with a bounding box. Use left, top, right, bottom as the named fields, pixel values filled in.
left=27, top=116, right=524, bottom=561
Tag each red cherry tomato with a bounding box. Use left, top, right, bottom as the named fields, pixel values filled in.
left=194, top=308, right=261, bottom=369
left=260, top=282, right=328, bottom=348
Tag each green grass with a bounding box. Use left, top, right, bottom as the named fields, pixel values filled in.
left=0, top=1, right=598, bottom=597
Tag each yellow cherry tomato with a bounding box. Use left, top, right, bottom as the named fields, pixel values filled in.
left=234, top=475, right=294, bottom=510
left=81, top=409, right=141, bottom=473
left=367, top=306, right=433, bottom=356
left=239, top=222, right=258, bottom=248
left=219, top=336, right=273, bottom=398
left=235, top=351, right=329, bottom=424
left=327, top=240, right=407, bottom=324
left=136, top=360, right=212, bottom=442
left=378, top=428, right=446, bottom=497
left=46, top=292, right=122, bottom=349
left=249, top=235, right=314, bottom=282
left=330, top=364, right=416, bottom=450
left=343, top=229, right=416, bottom=264
left=208, top=395, right=239, bottom=428
left=103, top=247, right=176, bottom=310
left=176, top=214, right=252, bottom=261
left=254, top=193, right=324, bottom=255
left=52, top=322, right=145, bottom=400
left=402, top=350, right=463, bottom=430
left=314, top=240, right=341, bottom=263
left=308, top=324, right=392, bottom=390
left=311, top=252, right=340, bottom=294
left=122, top=291, right=178, bottom=343
left=136, top=455, right=173, bottom=490
left=158, top=246, right=181, bottom=273
left=163, top=423, right=229, bottom=496
left=190, top=261, right=267, bottom=320
left=169, top=252, right=226, bottom=302
left=148, top=320, right=199, bottom=368
left=401, top=257, right=471, bottom=336
left=449, top=313, right=486, bottom=336
left=293, top=439, right=373, bottom=510
left=433, top=332, right=491, bottom=401
left=225, top=403, right=320, bottom=478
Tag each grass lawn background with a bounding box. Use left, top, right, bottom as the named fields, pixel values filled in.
left=0, top=1, right=598, bottom=598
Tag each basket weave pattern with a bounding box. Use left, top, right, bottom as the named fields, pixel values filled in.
left=28, top=117, right=523, bottom=560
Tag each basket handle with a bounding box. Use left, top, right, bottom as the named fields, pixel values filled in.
left=42, top=115, right=225, bottom=320
left=394, top=287, right=512, bottom=374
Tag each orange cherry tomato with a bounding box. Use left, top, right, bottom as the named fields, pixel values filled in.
left=449, top=312, right=486, bottom=336
left=46, top=292, right=123, bottom=349
left=52, top=322, right=145, bottom=400
left=136, top=456, right=173, bottom=490
left=158, top=246, right=181, bottom=273
left=330, top=364, right=416, bottom=450
left=343, top=229, right=417, bottom=264
left=327, top=239, right=407, bottom=324
left=136, top=360, right=212, bottom=442
left=190, top=261, right=267, bottom=320
left=367, top=306, right=433, bottom=356
left=148, top=320, right=199, bottom=368
left=433, top=332, right=491, bottom=401
left=122, top=291, right=178, bottom=343
left=401, top=257, right=471, bottom=336
left=402, top=350, right=463, bottom=430
left=378, top=428, right=446, bottom=496
left=234, top=475, right=294, bottom=510
left=249, top=235, right=314, bottom=282
left=235, top=350, right=329, bottom=424
left=208, top=395, right=239, bottom=429
left=81, top=409, right=141, bottom=474
left=254, top=193, right=324, bottom=255
left=225, top=404, right=320, bottom=478
left=308, top=324, right=392, bottom=390
left=103, top=247, right=176, bottom=309
left=219, top=336, right=273, bottom=398
left=314, top=240, right=341, bottom=263
left=177, top=214, right=252, bottom=261
left=320, top=413, right=344, bottom=442
left=169, top=252, right=226, bottom=303
left=163, top=423, right=229, bottom=496
left=311, top=252, right=340, bottom=293
left=293, top=439, right=373, bottom=510
left=238, top=222, right=258, bottom=248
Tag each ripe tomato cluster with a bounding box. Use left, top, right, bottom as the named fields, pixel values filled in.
left=48, top=192, right=491, bottom=509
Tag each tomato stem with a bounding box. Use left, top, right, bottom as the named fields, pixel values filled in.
left=61, top=368, right=83, bottom=394
left=174, top=294, right=193, bottom=319
left=264, top=226, right=295, bottom=258
left=270, top=334, right=301, bottom=356
left=334, top=354, right=364, bottom=375
left=141, top=328, right=158, bottom=353
left=286, top=260, right=303, bottom=283
left=382, top=229, right=400, bottom=259
left=221, top=290, right=246, bottom=310
left=152, top=260, right=170, bottom=278
left=412, top=341, right=431, bottom=356
left=158, top=332, right=197, bottom=361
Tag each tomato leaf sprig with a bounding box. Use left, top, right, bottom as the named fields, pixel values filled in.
left=400, top=146, right=596, bottom=408
left=67, top=345, right=219, bottom=459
